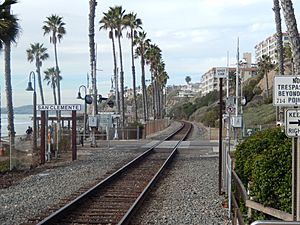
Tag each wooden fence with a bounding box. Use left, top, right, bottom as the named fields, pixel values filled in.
left=231, top=169, right=293, bottom=225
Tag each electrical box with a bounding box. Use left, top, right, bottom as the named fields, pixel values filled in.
left=231, top=115, right=243, bottom=128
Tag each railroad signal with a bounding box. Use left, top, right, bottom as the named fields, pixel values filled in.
left=85, top=95, right=93, bottom=104
left=107, top=100, right=114, bottom=108
left=98, top=95, right=108, bottom=103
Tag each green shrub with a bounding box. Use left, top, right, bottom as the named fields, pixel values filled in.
left=0, top=160, right=9, bottom=172
left=200, top=107, right=219, bottom=127
left=234, top=127, right=292, bottom=214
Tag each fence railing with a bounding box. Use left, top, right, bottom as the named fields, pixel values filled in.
left=230, top=158, right=294, bottom=225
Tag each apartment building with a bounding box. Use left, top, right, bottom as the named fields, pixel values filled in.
left=200, top=53, right=257, bottom=96
left=254, top=32, right=290, bottom=63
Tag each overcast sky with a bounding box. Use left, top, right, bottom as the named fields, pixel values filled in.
left=0, top=0, right=299, bottom=107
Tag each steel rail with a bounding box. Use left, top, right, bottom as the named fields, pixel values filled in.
left=118, top=121, right=192, bottom=225
left=35, top=121, right=192, bottom=225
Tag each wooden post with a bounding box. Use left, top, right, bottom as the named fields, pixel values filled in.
left=40, top=111, right=45, bottom=164
left=72, top=110, right=77, bottom=161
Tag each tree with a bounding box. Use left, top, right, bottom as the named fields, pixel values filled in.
left=89, top=0, right=97, bottom=114
left=100, top=8, right=120, bottom=114
left=124, top=12, right=142, bottom=122
left=185, top=76, right=191, bottom=85
left=280, top=0, right=300, bottom=74
left=273, top=0, right=284, bottom=76
left=42, top=14, right=66, bottom=105
left=0, top=0, right=20, bottom=137
left=145, top=43, right=162, bottom=119
left=26, top=43, right=49, bottom=104
left=257, top=55, right=274, bottom=98
left=112, top=6, right=126, bottom=127
left=44, top=67, right=62, bottom=105
left=284, top=44, right=294, bottom=73
left=134, top=31, right=151, bottom=121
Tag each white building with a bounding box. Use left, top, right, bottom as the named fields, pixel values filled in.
left=200, top=53, right=257, bottom=96
left=254, top=32, right=291, bottom=63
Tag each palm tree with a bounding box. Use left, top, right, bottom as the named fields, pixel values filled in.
left=156, top=61, right=169, bottom=118
left=112, top=6, right=126, bottom=127
left=257, top=55, right=274, bottom=98
left=279, top=0, right=300, bottom=74
left=44, top=67, right=62, bottom=105
left=284, top=44, right=294, bottom=73
left=89, top=0, right=98, bottom=115
left=145, top=43, right=162, bottom=119
left=100, top=8, right=120, bottom=114
left=185, top=76, right=191, bottom=85
left=42, top=14, right=66, bottom=105
left=134, top=31, right=151, bottom=121
left=0, top=0, right=20, bottom=137
left=124, top=12, right=142, bottom=122
left=273, top=0, right=285, bottom=76
left=26, top=43, right=49, bottom=104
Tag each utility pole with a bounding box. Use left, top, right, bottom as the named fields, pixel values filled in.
left=234, top=38, right=240, bottom=146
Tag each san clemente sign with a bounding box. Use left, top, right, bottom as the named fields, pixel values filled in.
left=37, top=104, right=81, bottom=111
left=273, top=75, right=300, bottom=106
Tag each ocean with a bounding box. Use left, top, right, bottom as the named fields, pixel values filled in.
left=1, top=114, right=33, bottom=137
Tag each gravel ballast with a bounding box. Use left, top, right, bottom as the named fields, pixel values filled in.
left=0, top=147, right=143, bottom=225
left=131, top=153, right=230, bottom=225
left=0, top=121, right=230, bottom=225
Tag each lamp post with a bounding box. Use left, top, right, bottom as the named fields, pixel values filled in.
left=26, top=71, right=37, bottom=154
left=77, top=85, right=88, bottom=137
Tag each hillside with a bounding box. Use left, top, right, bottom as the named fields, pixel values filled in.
left=1, top=105, right=32, bottom=114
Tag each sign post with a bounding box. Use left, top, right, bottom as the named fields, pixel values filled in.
left=274, top=75, right=300, bottom=221
left=37, top=104, right=81, bottom=163
left=215, top=68, right=227, bottom=195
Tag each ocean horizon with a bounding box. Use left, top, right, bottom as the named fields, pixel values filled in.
left=1, top=113, right=33, bottom=137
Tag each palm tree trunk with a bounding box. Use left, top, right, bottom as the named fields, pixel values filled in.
left=273, top=0, right=284, bottom=75
left=52, top=78, right=57, bottom=105
left=89, top=0, right=97, bottom=78
left=141, top=56, right=147, bottom=122
left=265, top=72, right=269, bottom=98
left=54, top=42, right=61, bottom=105
left=130, top=30, right=138, bottom=121
left=111, top=30, right=120, bottom=114
left=4, top=41, right=15, bottom=138
left=89, top=0, right=98, bottom=117
left=151, top=74, right=156, bottom=119
left=280, top=0, right=300, bottom=74
left=36, top=59, right=45, bottom=104
left=118, top=35, right=125, bottom=127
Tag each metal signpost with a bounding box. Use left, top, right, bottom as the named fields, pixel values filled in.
left=274, top=75, right=300, bottom=221
left=215, top=67, right=227, bottom=195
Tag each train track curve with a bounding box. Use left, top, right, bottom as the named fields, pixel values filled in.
left=26, top=121, right=192, bottom=225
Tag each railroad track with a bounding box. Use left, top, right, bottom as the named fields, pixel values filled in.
left=25, top=121, right=192, bottom=225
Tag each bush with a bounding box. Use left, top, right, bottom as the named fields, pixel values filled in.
left=200, top=106, right=219, bottom=127
left=234, top=127, right=292, bottom=214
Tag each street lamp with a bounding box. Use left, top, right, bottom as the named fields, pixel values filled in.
left=77, top=85, right=88, bottom=138
left=26, top=71, right=37, bottom=154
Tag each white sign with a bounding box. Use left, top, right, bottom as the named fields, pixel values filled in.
left=37, top=104, right=81, bottom=111
left=273, top=75, right=300, bottom=106
left=89, top=116, right=98, bottom=127
left=285, top=109, right=300, bottom=137
left=231, top=115, right=242, bottom=128
left=215, top=67, right=227, bottom=78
